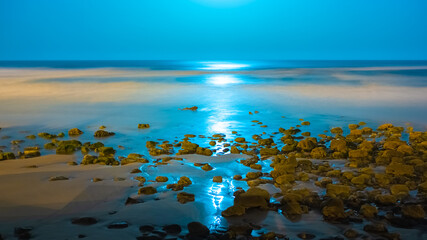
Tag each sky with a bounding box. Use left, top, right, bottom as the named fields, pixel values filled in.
left=0, top=0, right=426, bottom=60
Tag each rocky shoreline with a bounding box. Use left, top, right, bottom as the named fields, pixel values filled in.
left=1, top=117, right=426, bottom=239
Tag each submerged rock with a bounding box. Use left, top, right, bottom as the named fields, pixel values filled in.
left=71, top=217, right=97, bottom=226
left=138, top=186, right=157, bottom=195
left=177, top=192, right=195, bottom=204
left=187, top=222, right=209, bottom=238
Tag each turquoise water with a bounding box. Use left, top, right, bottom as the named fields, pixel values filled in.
left=0, top=60, right=426, bottom=238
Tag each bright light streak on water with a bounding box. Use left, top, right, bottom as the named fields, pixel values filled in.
left=200, top=62, right=250, bottom=70
left=207, top=74, right=242, bottom=86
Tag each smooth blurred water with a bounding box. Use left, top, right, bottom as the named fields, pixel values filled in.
left=0, top=60, right=426, bottom=238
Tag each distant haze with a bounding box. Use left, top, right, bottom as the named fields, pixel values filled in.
left=0, top=0, right=426, bottom=60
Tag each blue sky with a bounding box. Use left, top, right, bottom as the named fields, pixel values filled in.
left=0, top=0, right=426, bottom=60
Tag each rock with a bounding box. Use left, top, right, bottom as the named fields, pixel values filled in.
left=258, top=138, right=274, bottom=146
left=275, top=174, right=295, bottom=185
left=418, top=181, right=427, bottom=193
left=107, top=221, right=129, bottom=229
left=235, top=137, right=246, bottom=143
left=260, top=147, right=279, bottom=156
left=81, top=154, right=97, bottom=164
left=68, top=128, right=84, bottom=136
left=376, top=194, right=397, bottom=206
left=138, top=124, right=150, bottom=129
left=181, top=106, right=198, bottom=111
left=155, top=176, right=168, bottom=182
left=162, top=224, right=181, bottom=234
left=348, top=124, right=359, bottom=130
left=71, top=217, right=98, bottom=225
left=222, top=205, right=246, bottom=217
left=377, top=123, right=394, bottom=131
left=0, top=152, right=15, bottom=160
left=330, top=139, right=347, bottom=153
left=49, top=176, right=69, bottom=181
left=363, top=223, right=388, bottom=233
left=390, top=184, right=409, bottom=198
left=326, top=184, right=351, bottom=199
left=94, top=130, right=115, bottom=138
left=297, top=233, right=315, bottom=239
left=401, top=205, right=425, bottom=219
left=321, top=198, right=348, bottom=220
left=213, top=176, right=223, bottom=183
left=139, top=225, right=155, bottom=233
left=360, top=204, right=378, bottom=218
left=56, top=144, right=77, bottom=155
left=234, top=187, right=270, bottom=209
left=301, top=121, right=311, bottom=126
left=187, top=222, right=209, bottom=238
left=386, top=163, right=414, bottom=176
left=131, top=168, right=142, bottom=174
left=138, top=186, right=157, bottom=195
left=233, top=175, right=242, bottom=180
left=14, top=227, right=33, bottom=239
left=330, top=127, right=344, bottom=135
left=201, top=164, right=213, bottom=171
left=178, top=176, right=192, bottom=186
left=96, top=146, right=116, bottom=157
left=26, top=135, right=36, bottom=139
left=246, top=172, right=262, bottom=180
left=297, top=139, right=317, bottom=152
left=311, top=147, right=327, bottom=159
left=177, top=192, right=195, bottom=204
left=343, top=229, right=359, bottom=238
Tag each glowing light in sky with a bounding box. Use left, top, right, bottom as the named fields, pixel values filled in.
left=207, top=74, right=241, bottom=86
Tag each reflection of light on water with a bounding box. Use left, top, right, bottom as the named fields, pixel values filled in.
left=200, top=62, right=249, bottom=70
left=207, top=74, right=241, bottom=86
left=208, top=180, right=236, bottom=230
left=209, top=121, right=231, bottom=133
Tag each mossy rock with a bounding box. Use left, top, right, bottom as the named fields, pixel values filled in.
left=96, top=147, right=116, bottom=157
left=26, top=135, right=36, bottom=140
left=138, top=186, right=157, bottom=195
left=385, top=163, right=414, bottom=176
left=56, top=144, right=77, bottom=155
left=196, top=147, right=213, bottom=156
left=94, top=130, right=115, bottom=138
left=222, top=205, right=246, bottom=217
left=177, top=192, right=195, bottom=204
left=311, top=147, right=327, bottom=159
left=360, top=204, right=378, bottom=218
left=390, top=184, right=409, bottom=198
left=330, top=127, right=344, bottom=135
left=201, top=164, right=213, bottom=171
left=260, top=147, right=279, bottom=156
left=375, top=194, right=397, bottom=206
left=326, top=184, right=351, bottom=199
left=235, top=137, right=246, bottom=143
left=301, top=121, right=311, bottom=126
left=23, top=150, right=41, bottom=158
left=178, top=176, right=192, bottom=186
left=234, top=187, right=270, bottom=209
left=49, top=176, right=69, bottom=181
left=246, top=172, right=262, bottom=180
left=38, top=132, right=57, bottom=139
left=81, top=154, right=97, bottom=165
left=138, top=124, right=150, bottom=129
left=0, top=152, right=15, bottom=160
left=297, top=139, right=317, bottom=152
left=348, top=124, right=359, bottom=130
left=213, top=176, right=223, bottom=183
left=321, top=198, right=348, bottom=220
left=275, top=174, right=295, bottom=185
left=68, top=128, right=84, bottom=136
left=401, top=205, right=425, bottom=219
left=155, top=176, right=168, bottom=182
left=258, top=138, right=274, bottom=146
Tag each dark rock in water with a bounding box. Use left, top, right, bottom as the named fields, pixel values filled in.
left=78, top=234, right=86, bottom=238
left=107, top=221, right=129, bottom=229
left=68, top=128, right=84, bottom=136
left=187, top=222, right=210, bottom=238
left=138, top=186, right=157, bottom=195
left=180, top=106, right=198, bottom=111
left=94, top=130, right=115, bottom=138
left=343, top=229, right=358, bottom=238
left=297, top=232, right=316, bottom=239
left=363, top=223, right=388, bottom=233
left=49, top=176, right=69, bottom=181
left=139, top=225, right=155, bottom=233
left=162, top=224, right=182, bottom=234
left=14, top=227, right=32, bottom=240
left=125, top=197, right=143, bottom=205
left=136, top=236, right=163, bottom=240
left=177, top=192, right=195, bottom=204
left=138, top=124, right=150, bottom=129
left=71, top=217, right=98, bottom=226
